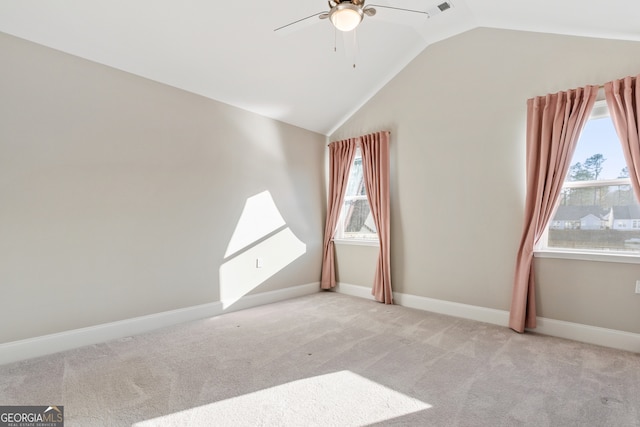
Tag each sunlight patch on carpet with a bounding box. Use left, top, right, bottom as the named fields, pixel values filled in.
left=132, top=370, right=431, bottom=426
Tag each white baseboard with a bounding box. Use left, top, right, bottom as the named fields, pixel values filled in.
left=334, top=283, right=377, bottom=301
left=0, top=282, right=319, bottom=366
left=393, top=291, right=511, bottom=327
left=221, top=282, right=320, bottom=312
left=532, top=317, right=640, bottom=353
left=335, top=282, right=640, bottom=354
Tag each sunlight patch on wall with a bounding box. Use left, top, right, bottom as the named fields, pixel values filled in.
left=220, top=227, right=306, bottom=308
left=220, top=190, right=306, bottom=309
left=133, top=370, right=431, bottom=426
left=224, top=191, right=286, bottom=258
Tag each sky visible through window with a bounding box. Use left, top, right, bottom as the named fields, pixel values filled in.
left=571, top=117, right=626, bottom=180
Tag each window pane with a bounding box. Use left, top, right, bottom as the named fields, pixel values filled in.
left=336, top=149, right=378, bottom=241
left=569, top=116, right=627, bottom=181
left=546, top=108, right=640, bottom=253
left=343, top=198, right=377, bottom=236
left=550, top=184, right=640, bottom=252
left=345, top=156, right=364, bottom=197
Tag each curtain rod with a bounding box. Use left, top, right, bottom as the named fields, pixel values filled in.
left=327, top=131, right=391, bottom=146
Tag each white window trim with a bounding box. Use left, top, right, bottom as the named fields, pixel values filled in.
left=333, top=238, right=380, bottom=247
left=561, top=177, right=630, bottom=189
left=534, top=99, right=640, bottom=263
left=534, top=248, right=640, bottom=264
left=344, top=194, right=369, bottom=203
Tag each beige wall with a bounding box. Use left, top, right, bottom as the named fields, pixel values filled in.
left=0, top=33, right=326, bottom=343
left=334, top=244, right=378, bottom=286
left=330, top=27, right=640, bottom=333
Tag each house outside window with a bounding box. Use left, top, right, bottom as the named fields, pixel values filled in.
left=334, top=147, right=378, bottom=243
left=550, top=220, right=562, bottom=229
left=539, top=100, right=640, bottom=254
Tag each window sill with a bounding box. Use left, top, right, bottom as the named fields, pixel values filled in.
left=333, top=238, right=380, bottom=247
left=534, top=249, right=640, bottom=264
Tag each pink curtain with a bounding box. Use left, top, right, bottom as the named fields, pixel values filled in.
left=320, top=138, right=357, bottom=289
left=360, top=131, right=393, bottom=304
left=509, top=86, right=597, bottom=333
left=605, top=75, right=640, bottom=199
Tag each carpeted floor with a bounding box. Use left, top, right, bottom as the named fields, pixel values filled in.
left=1, top=292, right=639, bottom=426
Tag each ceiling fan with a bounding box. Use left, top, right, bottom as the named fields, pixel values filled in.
left=274, top=1, right=453, bottom=33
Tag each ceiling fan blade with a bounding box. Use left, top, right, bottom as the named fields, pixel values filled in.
left=274, top=11, right=327, bottom=32
left=366, top=4, right=428, bottom=16
left=366, top=1, right=453, bottom=18
left=319, top=12, right=329, bottom=19
left=363, top=7, right=376, bottom=17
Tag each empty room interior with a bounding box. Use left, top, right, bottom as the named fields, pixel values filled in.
left=2, top=1, right=640, bottom=425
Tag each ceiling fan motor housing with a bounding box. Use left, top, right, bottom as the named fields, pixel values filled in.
left=328, top=0, right=367, bottom=31
left=329, top=0, right=365, bottom=6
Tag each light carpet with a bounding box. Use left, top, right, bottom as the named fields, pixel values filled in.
left=1, top=292, right=639, bottom=426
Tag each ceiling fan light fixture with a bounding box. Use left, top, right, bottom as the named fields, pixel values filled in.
left=329, top=3, right=363, bottom=32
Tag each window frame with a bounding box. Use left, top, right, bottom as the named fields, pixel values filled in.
left=534, top=100, right=640, bottom=264
left=333, top=147, right=380, bottom=247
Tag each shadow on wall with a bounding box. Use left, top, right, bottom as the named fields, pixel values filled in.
left=219, top=190, right=306, bottom=309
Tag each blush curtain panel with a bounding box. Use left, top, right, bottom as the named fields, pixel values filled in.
left=320, top=138, right=357, bottom=290
left=605, top=75, right=640, bottom=200
left=360, top=131, right=393, bottom=304
left=509, top=86, right=598, bottom=333
left=320, top=131, right=393, bottom=304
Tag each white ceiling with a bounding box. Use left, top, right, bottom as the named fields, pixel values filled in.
left=1, top=1, right=640, bottom=135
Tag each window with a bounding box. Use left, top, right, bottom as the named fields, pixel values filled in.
left=538, top=100, right=640, bottom=255
left=334, top=147, right=378, bottom=243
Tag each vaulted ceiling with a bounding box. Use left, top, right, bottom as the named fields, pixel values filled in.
left=1, top=1, right=639, bottom=135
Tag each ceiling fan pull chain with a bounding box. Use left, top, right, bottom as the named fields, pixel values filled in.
left=353, top=29, right=358, bottom=69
